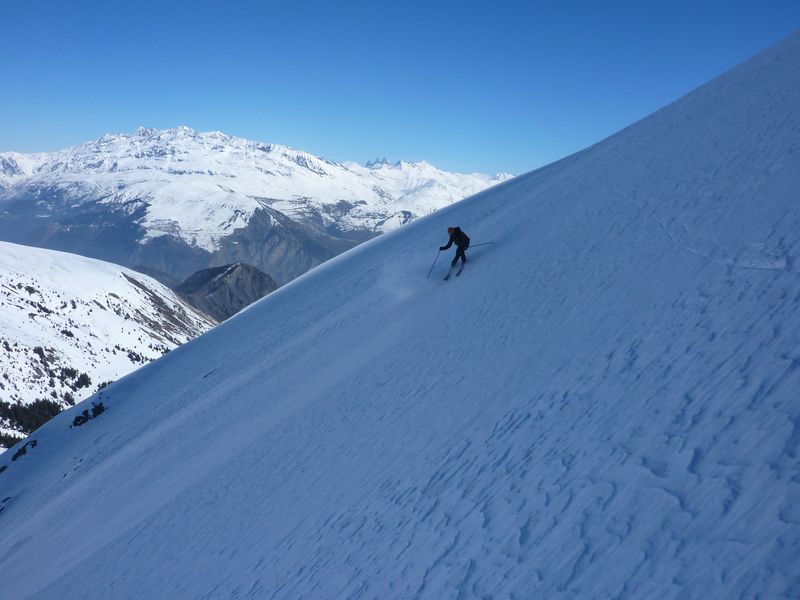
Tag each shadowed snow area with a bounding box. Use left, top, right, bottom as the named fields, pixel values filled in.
left=1, top=32, right=799, bottom=599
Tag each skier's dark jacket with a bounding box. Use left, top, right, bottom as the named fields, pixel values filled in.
left=440, top=227, right=470, bottom=251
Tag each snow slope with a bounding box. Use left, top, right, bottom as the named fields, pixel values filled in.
left=0, top=242, right=215, bottom=445
left=1, top=32, right=799, bottom=599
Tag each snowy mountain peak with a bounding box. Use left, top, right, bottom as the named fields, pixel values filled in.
left=0, top=129, right=512, bottom=281
left=135, top=126, right=157, bottom=137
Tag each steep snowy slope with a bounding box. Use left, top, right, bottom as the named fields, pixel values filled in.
left=0, top=242, right=215, bottom=447
left=1, top=32, right=798, bottom=599
left=0, top=129, right=511, bottom=283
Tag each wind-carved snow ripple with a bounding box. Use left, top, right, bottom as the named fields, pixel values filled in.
left=253, top=257, right=800, bottom=599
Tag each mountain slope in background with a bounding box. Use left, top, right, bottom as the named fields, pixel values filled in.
left=1, top=32, right=799, bottom=599
left=0, top=130, right=511, bottom=284
left=0, top=242, right=215, bottom=447
left=175, top=262, right=277, bottom=321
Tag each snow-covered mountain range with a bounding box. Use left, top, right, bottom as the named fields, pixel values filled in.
left=1, top=31, right=798, bottom=599
left=0, top=129, right=511, bottom=284
left=0, top=241, right=215, bottom=447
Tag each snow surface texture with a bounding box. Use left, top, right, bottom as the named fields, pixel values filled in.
left=0, top=242, right=215, bottom=445
left=1, top=32, right=799, bottom=599
left=0, top=128, right=512, bottom=252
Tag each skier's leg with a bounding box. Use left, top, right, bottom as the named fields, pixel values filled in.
left=451, top=250, right=459, bottom=267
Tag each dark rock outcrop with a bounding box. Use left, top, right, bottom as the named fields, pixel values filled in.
left=176, top=262, right=278, bottom=321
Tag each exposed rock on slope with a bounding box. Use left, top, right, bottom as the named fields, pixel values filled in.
left=176, top=262, right=277, bottom=321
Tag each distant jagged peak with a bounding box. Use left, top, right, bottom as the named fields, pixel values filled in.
left=365, top=157, right=394, bottom=168
left=366, top=157, right=444, bottom=172
left=143, top=125, right=198, bottom=139
left=135, top=126, right=157, bottom=137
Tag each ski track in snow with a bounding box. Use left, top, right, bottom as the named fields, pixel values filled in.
left=0, top=31, right=799, bottom=600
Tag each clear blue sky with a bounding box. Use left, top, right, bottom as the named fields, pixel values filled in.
left=1, top=0, right=798, bottom=174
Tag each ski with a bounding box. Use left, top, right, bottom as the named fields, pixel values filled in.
left=444, top=263, right=465, bottom=280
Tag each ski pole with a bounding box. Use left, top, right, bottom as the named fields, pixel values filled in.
left=469, top=242, right=494, bottom=248
left=426, top=250, right=441, bottom=278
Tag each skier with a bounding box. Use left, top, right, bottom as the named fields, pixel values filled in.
left=440, top=226, right=470, bottom=268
